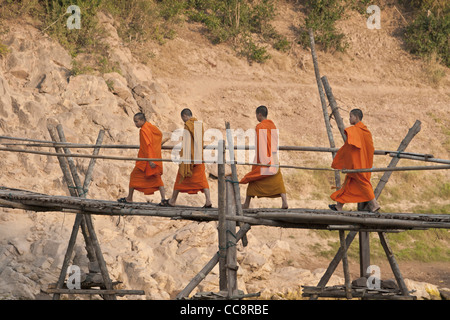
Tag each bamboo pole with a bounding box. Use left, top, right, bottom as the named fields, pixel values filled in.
left=310, top=231, right=358, bottom=300
left=339, top=230, right=352, bottom=299
left=373, top=120, right=421, bottom=199
left=226, top=178, right=238, bottom=298
left=342, top=164, right=450, bottom=173
left=47, top=124, right=86, bottom=300
left=308, top=28, right=341, bottom=188
left=388, top=153, right=450, bottom=164
left=52, top=214, right=83, bottom=300
left=253, top=212, right=449, bottom=229
left=378, top=232, right=410, bottom=296
left=56, top=124, right=84, bottom=197
left=320, top=75, right=371, bottom=277
left=49, top=124, right=115, bottom=300
left=1, top=135, right=440, bottom=157
left=83, top=214, right=116, bottom=300
left=83, top=130, right=105, bottom=195
left=54, top=125, right=97, bottom=266
left=2, top=194, right=450, bottom=230
left=321, top=76, right=346, bottom=142
left=46, top=289, right=144, bottom=296
left=176, top=223, right=251, bottom=299
left=225, top=121, right=248, bottom=247
left=217, top=140, right=227, bottom=291
left=359, top=121, right=422, bottom=274
left=4, top=145, right=447, bottom=173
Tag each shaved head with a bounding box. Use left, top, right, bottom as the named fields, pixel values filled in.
left=134, top=112, right=146, bottom=121
left=256, top=105, right=268, bottom=118
left=350, top=109, right=363, bottom=121
left=181, top=108, right=192, bottom=117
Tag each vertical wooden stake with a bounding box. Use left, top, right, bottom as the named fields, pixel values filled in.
left=226, top=177, right=238, bottom=298
left=48, top=124, right=114, bottom=300
left=308, top=29, right=340, bottom=189
left=217, top=140, right=227, bottom=291
left=225, top=121, right=248, bottom=247
left=339, top=230, right=352, bottom=299
left=84, top=214, right=116, bottom=300
left=54, top=125, right=97, bottom=264
left=357, top=203, right=371, bottom=278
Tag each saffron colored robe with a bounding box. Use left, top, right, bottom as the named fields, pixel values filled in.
left=330, top=121, right=376, bottom=203
left=129, top=122, right=164, bottom=195
left=240, top=119, right=286, bottom=198
left=173, top=118, right=209, bottom=194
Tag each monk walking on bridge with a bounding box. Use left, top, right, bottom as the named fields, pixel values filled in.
left=118, top=112, right=167, bottom=205
left=329, top=108, right=380, bottom=212
left=168, top=108, right=212, bottom=208
left=240, top=105, right=288, bottom=209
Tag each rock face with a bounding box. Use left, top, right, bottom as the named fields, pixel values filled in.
left=0, top=21, right=186, bottom=300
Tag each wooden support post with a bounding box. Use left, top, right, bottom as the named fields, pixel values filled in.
left=321, top=76, right=346, bottom=142
left=310, top=231, right=357, bottom=300
left=339, top=230, right=352, bottom=299
left=83, top=214, right=116, bottom=300
left=49, top=124, right=114, bottom=300
left=47, top=124, right=91, bottom=300
left=217, top=140, right=227, bottom=291
left=357, top=202, right=371, bottom=278
left=225, top=122, right=248, bottom=247
left=320, top=76, right=371, bottom=282
left=378, top=232, right=410, bottom=296
left=56, top=124, right=84, bottom=196
left=47, top=125, right=78, bottom=198
left=83, top=130, right=105, bottom=195
left=54, top=125, right=97, bottom=264
left=308, top=29, right=340, bottom=188
left=176, top=223, right=251, bottom=299
left=358, top=121, right=421, bottom=276
left=373, top=120, right=422, bottom=200
left=321, top=77, right=371, bottom=278
left=226, top=177, right=238, bottom=298
left=52, top=214, right=83, bottom=300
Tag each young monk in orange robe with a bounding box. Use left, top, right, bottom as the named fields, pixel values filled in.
left=118, top=113, right=167, bottom=205
left=168, top=108, right=212, bottom=207
left=329, top=109, right=380, bottom=212
left=240, top=105, right=288, bottom=209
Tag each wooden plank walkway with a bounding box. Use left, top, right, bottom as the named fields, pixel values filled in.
left=1, top=187, right=449, bottom=231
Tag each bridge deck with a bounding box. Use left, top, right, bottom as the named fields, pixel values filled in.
left=1, top=187, right=448, bottom=232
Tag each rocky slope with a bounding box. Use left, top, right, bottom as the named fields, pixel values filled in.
left=0, top=3, right=449, bottom=300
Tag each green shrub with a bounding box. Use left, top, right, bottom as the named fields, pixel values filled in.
left=403, top=6, right=450, bottom=67
left=240, top=34, right=271, bottom=63
left=296, top=0, right=349, bottom=53
left=0, top=42, right=9, bottom=57
left=186, top=0, right=280, bottom=62
left=40, top=0, right=104, bottom=57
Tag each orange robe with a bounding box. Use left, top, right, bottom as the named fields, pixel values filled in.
left=173, top=118, right=209, bottom=194
left=330, top=121, right=375, bottom=203
left=129, top=122, right=164, bottom=195
left=240, top=119, right=286, bottom=198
